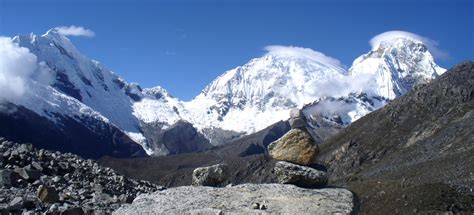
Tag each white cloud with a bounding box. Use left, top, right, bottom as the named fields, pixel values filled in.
left=370, top=30, right=449, bottom=60
left=264, top=45, right=381, bottom=99
left=305, top=99, right=356, bottom=116
left=310, top=73, right=377, bottom=98
left=0, top=37, right=53, bottom=105
left=264, top=45, right=345, bottom=69
left=54, top=25, right=95, bottom=37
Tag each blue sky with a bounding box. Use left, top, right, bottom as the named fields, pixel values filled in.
left=0, top=0, right=472, bottom=100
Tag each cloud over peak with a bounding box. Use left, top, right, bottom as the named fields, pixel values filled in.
left=370, top=30, right=449, bottom=60
left=0, top=37, right=53, bottom=105
left=264, top=45, right=345, bottom=69
left=54, top=25, right=95, bottom=37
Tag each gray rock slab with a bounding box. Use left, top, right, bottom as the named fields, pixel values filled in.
left=114, top=183, right=354, bottom=215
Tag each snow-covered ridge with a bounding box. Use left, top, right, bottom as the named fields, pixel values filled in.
left=5, top=29, right=446, bottom=156
left=11, top=30, right=149, bottom=149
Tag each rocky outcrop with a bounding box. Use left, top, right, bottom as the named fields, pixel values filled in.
left=268, top=128, right=319, bottom=165
left=114, top=184, right=354, bottom=214
left=192, top=164, right=230, bottom=187
left=0, top=138, right=162, bottom=214
left=141, top=120, right=213, bottom=156
left=274, top=161, right=328, bottom=188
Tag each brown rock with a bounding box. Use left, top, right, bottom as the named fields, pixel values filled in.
left=37, top=185, right=59, bottom=203
left=268, top=128, right=319, bottom=165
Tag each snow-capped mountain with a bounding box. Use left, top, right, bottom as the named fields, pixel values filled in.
left=302, top=36, right=445, bottom=130
left=0, top=29, right=446, bottom=157
left=349, top=36, right=445, bottom=99
left=183, top=47, right=347, bottom=138
left=11, top=30, right=151, bottom=147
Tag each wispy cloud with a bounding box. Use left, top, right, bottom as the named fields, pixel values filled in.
left=164, top=51, right=177, bottom=56
left=264, top=45, right=345, bottom=69
left=175, top=28, right=187, bottom=40
left=54, top=25, right=95, bottom=37
left=370, top=30, right=449, bottom=60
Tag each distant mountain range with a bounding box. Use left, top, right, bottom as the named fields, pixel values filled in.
left=99, top=61, right=474, bottom=214
left=0, top=29, right=445, bottom=158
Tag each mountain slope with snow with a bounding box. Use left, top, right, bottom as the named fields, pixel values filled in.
left=349, top=36, right=445, bottom=99
left=182, top=47, right=347, bottom=139
left=4, top=30, right=158, bottom=156
left=0, top=29, right=446, bottom=157
left=12, top=30, right=147, bottom=143
left=301, top=34, right=446, bottom=131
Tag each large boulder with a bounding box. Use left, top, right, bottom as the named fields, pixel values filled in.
left=114, top=184, right=355, bottom=214
left=268, top=129, right=319, bottom=165
left=192, top=164, right=230, bottom=187
left=37, top=185, right=60, bottom=203
left=274, top=161, right=328, bottom=187
left=14, top=167, right=42, bottom=182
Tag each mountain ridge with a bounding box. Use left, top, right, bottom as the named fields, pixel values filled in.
left=0, top=29, right=446, bottom=157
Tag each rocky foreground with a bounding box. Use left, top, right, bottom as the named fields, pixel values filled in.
left=113, top=109, right=357, bottom=214
left=0, top=137, right=162, bottom=214
left=0, top=136, right=356, bottom=214
left=114, top=184, right=354, bottom=214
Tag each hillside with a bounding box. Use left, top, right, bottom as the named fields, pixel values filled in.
left=317, top=61, right=474, bottom=214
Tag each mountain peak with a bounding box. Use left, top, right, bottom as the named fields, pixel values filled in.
left=43, top=28, right=61, bottom=36
left=42, top=28, right=71, bottom=43
left=349, top=32, right=446, bottom=100
left=369, top=31, right=430, bottom=51
left=374, top=35, right=425, bottom=51
left=143, top=86, right=174, bottom=99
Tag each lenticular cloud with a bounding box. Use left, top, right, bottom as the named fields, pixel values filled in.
left=370, top=30, right=449, bottom=60
left=264, top=45, right=345, bottom=69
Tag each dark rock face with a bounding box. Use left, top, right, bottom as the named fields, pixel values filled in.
left=0, top=104, right=146, bottom=159
left=162, top=121, right=212, bottom=155
left=317, top=62, right=474, bottom=214
left=0, top=138, right=162, bottom=214
left=53, top=70, right=83, bottom=101
left=124, top=84, right=143, bottom=102
left=141, top=120, right=213, bottom=156
left=239, top=143, right=265, bottom=157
